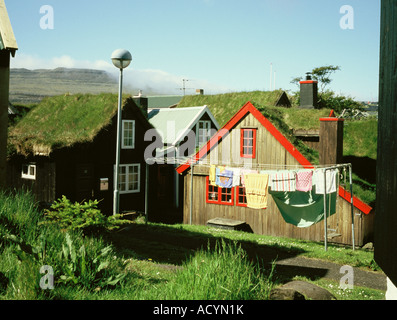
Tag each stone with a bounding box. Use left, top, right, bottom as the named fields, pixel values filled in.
left=269, top=288, right=306, bottom=300
left=362, top=242, right=374, bottom=251
left=270, top=281, right=337, bottom=300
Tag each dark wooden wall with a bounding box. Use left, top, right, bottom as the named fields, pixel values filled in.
left=375, top=0, right=397, bottom=287
left=6, top=156, right=56, bottom=204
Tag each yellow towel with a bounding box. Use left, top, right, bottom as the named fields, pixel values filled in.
left=209, top=165, right=216, bottom=186
left=244, top=173, right=269, bottom=209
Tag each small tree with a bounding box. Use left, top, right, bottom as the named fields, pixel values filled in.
left=290, top=65, right=341, bottom=93
left=311, top=65, right=341, bottom=93
left=290, top=65, right=362, bottom=112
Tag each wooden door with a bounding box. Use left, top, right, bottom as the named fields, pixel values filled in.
left=75, top=164, right=95, bottom=203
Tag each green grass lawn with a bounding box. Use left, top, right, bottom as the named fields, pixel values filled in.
left=0, top=191, right=385, bottom=300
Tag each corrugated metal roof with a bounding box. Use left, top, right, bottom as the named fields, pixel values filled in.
left=0, top=0, right=18, bottom=55
left=148, top=106, right=219, bottom=146
left=146, top=95, right=183, bottom=108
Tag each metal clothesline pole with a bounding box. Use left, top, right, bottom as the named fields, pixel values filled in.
left=349, top=164, right=355, bottom=251
left=190, top=161, right=194, bottom=225
left=321, top=163, right=355, bottom=251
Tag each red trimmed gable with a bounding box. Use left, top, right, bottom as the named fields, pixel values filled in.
left=176, top=101, right=372, bottom=215
left=176, top=101, right=312, bottom=173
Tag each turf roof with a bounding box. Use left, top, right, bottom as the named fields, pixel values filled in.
left=8, top=93, right=133, bottom=157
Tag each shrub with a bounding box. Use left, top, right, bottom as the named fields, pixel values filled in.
left=317, top=90, right=363, bottom=113
left=40, top=196, right=132, bottom=234
left=54, top=232, right=126, bottom=290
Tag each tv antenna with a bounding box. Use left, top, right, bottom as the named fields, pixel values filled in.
left=178, top=79, right=194, bottom=96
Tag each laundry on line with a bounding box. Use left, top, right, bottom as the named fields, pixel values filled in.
left=208, top=165, right=339, bottom=194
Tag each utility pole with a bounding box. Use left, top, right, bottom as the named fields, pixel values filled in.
left=179, top=79, right=193, bottom=96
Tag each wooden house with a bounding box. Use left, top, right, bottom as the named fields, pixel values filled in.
left=176, top=101, right=373, bottom=246
left=146, top=106, right=220, bottom=222
left=7, top=93, right=155, bottom=215
left=0, top=0, right=18, bottom=189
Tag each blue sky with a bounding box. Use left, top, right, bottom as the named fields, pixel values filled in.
left=6, top=0, right=380, bottom=101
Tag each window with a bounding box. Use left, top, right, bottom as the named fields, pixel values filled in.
left=122, top=120, right=135, bottom=149
left=236, top=186, right=247, bottom=207
left=240, top=128, right=256, bottom=158
left=21, top=164, right=36, bottom=180
left=206, top=176, right=234, bottom=206
left=116, top=164, right=140, bottom=193
left=196, top=120, right=211, bottom=147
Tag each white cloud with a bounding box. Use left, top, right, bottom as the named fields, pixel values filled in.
left=10, top=53, right=232, bottom=95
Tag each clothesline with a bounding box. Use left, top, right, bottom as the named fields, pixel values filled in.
left=209, top=165, right=340, bottom=196
left=145, top=156, right=352, bottom=172
left=144, top=156, right=355, bottom=251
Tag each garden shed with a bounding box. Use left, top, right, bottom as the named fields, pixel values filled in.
left=176, top=101, right=373, bottom=247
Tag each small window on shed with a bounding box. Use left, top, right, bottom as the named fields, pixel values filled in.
left=22, top=164, right=36, bottom=180
left=240, top=128, right=257, bottom=159
left=122, top=120, right=135, bottom=149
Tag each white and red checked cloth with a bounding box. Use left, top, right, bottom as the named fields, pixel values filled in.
left=295, top=170, right=313, bottom=192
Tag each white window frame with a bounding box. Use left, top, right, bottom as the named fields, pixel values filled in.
left=196, top=120, right=211, bottom=147
left=21, top=163, right=36, bottom=180
left=115, top=164, right=141, bottom=194
left=122, top=120, right=135, bottom=149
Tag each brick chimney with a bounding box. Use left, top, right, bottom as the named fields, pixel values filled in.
left=132, top=95, right=148, bottom=118
left=319, top=111, right=344, bottom=165
left=300, top=72, right=318, bottom=109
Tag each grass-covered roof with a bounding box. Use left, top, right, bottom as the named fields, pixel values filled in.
left=177, top=90, right=378, bottom=207
left=8, top=93, right=134, bottom=157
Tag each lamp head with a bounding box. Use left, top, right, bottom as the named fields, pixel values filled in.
left=111, top=49, right=132, bottom=69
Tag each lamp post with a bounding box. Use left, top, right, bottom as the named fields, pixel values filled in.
left=111, top=49, right=132, bottom=215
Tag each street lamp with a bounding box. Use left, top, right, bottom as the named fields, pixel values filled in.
left=111, top=49, right=132, bottom=215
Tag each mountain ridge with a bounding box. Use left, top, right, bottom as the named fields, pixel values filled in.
left=9, top=67, right=145, bottom=104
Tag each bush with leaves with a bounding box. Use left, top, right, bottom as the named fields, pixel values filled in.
left=41, top=196, right=132, bottom=234
left=317, top=90, right=363, bottom=113
left=56, top=232, right=126, bottom=289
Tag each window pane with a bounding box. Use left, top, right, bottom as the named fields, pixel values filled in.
left=123, top=121, right=134, bottom=147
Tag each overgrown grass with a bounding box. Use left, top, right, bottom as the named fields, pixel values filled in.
left=8, top=93, right=130, bottom=157
left=161, top=240, right=275, bottom=300
left=0, top=191, right=275, bottom=300
left=178, top=90, right=329, bottom=129
left=344, top=118, right=378, bottom=160
left=0, top=191, right=384, bottom=300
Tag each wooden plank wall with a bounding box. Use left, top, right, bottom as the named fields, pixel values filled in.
left=7, top=158, right=56, bottom=203
left=374, top=0, right=397, bottom=285
left=183, top=112, right=372, bottom=246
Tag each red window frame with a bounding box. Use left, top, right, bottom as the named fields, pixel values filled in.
left=240, top=128, right=257, bottom=158
left=236, top=186, right=248, bottom=207
left=206, top=176, right=234, bottom=206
